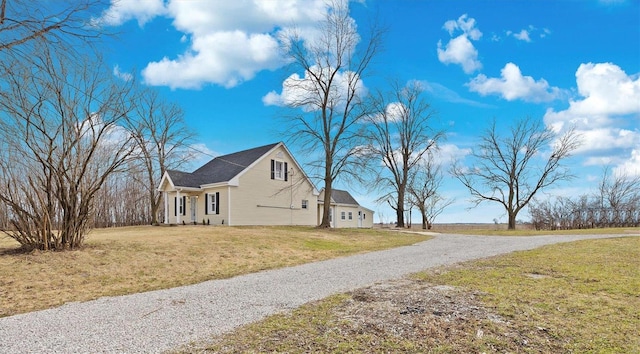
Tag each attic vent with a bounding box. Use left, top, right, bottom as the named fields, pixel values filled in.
left=276, top=151, right=284, bottom=158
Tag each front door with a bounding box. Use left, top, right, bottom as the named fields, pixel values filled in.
left=190, top=197, right=197, bottom=223
left=358, top=211, right=362, bottom=227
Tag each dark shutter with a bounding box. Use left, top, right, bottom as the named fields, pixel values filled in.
left=174, top=197, right=177, bottom=216
left=270, top=159, right=275, bottom=179
left=215, top=192, right=220, bottom=215
left=182, top=196, right=186, bottom=215
left=205, top=194, right=208, bottom=215
left=284, top=162, right=288, bottom=181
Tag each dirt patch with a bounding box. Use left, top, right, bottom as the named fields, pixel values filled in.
left=322, top=278, right=561, bottom=352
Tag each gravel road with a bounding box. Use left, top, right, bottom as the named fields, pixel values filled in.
left=0, top=232, right=633, bottom=353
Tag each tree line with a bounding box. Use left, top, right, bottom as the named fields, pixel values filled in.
left=529, top=169, right=640, bottom=230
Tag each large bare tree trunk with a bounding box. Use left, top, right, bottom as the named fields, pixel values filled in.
left=276, top=1, right=383, bottom=228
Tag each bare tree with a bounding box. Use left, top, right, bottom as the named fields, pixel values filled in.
left=93, top=162, right=151, bottom=227
left=408, top=154, right=453, bottom=229
left=0, top=0, right=103, bottom=55
left=365, top=81, right=443, bottom=227
left=125, top=88, right=194, bottom=225
left=278, top=1, right=383, bottom=228
left=452, top=117, right=581, bottom=230
left=0, top=46, right=135, bottom=250
left=597, top=167, right=640, bottom=226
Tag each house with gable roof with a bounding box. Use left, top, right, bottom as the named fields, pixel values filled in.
left=158, top=142, right=318, bottom=226
left=317, top=188, right=375, bottom=228
left=158, top=142, right=374, bottom=227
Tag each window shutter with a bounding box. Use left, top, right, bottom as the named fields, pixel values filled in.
left=215, top=192, right=220, bottom=215
left=270, top=159, right=275, bottom=179
left=182, top=196, right=186, bottom=215
left=174, top=197, right=177, bottom=216
left=204, top=194, right=208, bottom=215
left=284, top=162, right=288, bottom=181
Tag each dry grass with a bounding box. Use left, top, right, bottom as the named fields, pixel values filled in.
left=0, top=225, right=429, bottom=318
left=191, top=236, right=639, bottom=353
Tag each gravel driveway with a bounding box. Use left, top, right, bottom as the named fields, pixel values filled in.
left=0, top=232, right=633, bottom=353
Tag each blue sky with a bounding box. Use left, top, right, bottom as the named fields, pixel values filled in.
left=99, top=0, right=640, bottom=224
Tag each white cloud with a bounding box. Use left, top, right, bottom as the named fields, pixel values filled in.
left=113, top=65, right=133, bottom=82
left=97, top=0, right=166, bottom=26
left=543, top=62, right=640, bottom=176
left=540, top=28, right=551, bottom=38
left=384, top=102, right=406, bottom=122
left=143, top=31, right=282, bottom=89
left=433, top=143, right=472, bottom=166
left=573, top=128, right=639, bottom=154
left=437, top=14, right=482, bottom=74
left=613, top=149, right=640, bottom=177
left=564, top=63, right=638, bottom=117
left=100, top=0, right=337, bottom=89
left=500, top=26, right=548, bottom=42
left=467, top=62, right=562, bottom=102
left=513, top=29, right=531, bottom=42
left=262, top=65, right=366, bottom=110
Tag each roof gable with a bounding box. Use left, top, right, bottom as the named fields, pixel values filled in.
left=331, top=189, right=360, bottom=205
left=166, top=142, right=280, bottom=189
left=193, top=143, right=279, bottom=185
left=319, top=188, right=360, bottom=206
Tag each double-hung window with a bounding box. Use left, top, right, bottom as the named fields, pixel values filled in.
left=174, top=196, right=186, bottom=216
left=205, top=192, right=220, bottom=215
left=348, top=212, right=353, bottom=220
left=270, top=159, right=288, bottom=181
left=302, top=200, right=308, bottom=209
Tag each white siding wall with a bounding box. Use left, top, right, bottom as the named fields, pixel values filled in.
left=230, top=146, right=317, bottom=226
left=330, top=205, right=374, bottom=228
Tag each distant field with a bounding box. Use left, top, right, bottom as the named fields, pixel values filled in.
left=402, top=223, right=640, bottom=236
left=0, top=225, right=429, bottom=317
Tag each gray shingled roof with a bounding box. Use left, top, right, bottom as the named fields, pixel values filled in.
left=328, top=189, right=360, bottom=206
left=167, top=143, right=279, bottom=188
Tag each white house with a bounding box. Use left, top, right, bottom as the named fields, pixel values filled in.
left=317, top=188, right=375, bottom=228
left=158, top=142, right=374, bottom=228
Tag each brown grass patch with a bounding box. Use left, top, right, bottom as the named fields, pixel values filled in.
left=0, top=225, right=429, bottom=318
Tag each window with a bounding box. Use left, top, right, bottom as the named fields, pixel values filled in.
left=302, top=200, right=308, bottom=209
left=174, top=196, right=186, bottom=216
left=270, top=159, right=288, bottom=181
left=341, top=211, right=346, bottom=220
left=275, top=161, right=284, bottom=179
left=205, top=192, right=220, bottom=215
left=348, top=212, right=353, bottom=220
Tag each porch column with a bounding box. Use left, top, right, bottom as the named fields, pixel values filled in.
left=227, top=186, right=232, bottom=226
left=164, top=192, right=169, bottom=224
left=176, top=190, right=181, bottom=224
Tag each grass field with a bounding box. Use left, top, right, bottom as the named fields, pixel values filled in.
left=0, top=225, right=430, bottom=318
left=192, top=236, right=640, bottom=353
